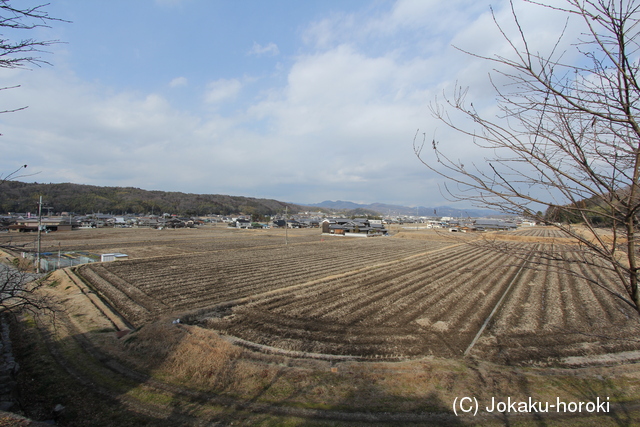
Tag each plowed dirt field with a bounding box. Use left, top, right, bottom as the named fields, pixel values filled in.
left=21, top=225, right=629, bottom=364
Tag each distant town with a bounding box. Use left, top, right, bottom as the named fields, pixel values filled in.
left=1, top=210, right=536, bottom=235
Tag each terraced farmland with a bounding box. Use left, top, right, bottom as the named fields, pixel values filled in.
left=75, top=227, right=640, bottom=363
left=196, top=244, right=639, bottom=362
left=76, top=236, right=452, bottom=325
left=202, top=242, right=525, bottom=359
left=473, top=248, right=640, bottom=363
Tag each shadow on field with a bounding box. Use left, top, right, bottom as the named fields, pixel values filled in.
left=462, top=357, right=640, bottom=427
left=556, top=376, right=638, bottom=427
left=12, top=313, right=468, bottom=426
left=116, top=320, right=468, bottom=425
left=13, top=311, right=640, bottom=426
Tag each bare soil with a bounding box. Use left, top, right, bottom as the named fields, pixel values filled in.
left=8, top=225, right=640, bottom=424
left=56, top=226, right=640, bottom=364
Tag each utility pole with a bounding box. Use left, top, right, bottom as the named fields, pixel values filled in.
left=36, top=195, right=42, bottom=273
left=285, top=206, right=288, bottom=245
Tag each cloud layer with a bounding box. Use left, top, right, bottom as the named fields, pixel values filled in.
left=0, top=0, right=582, bottom=207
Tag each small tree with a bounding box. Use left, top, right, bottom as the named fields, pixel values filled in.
left=0, top=1, right=64, bottom=318
left=415, top=0, right=640, bottom=313
left=0, top=260, right=55, bottom=319
left=0, top=1, right=66, bottom=114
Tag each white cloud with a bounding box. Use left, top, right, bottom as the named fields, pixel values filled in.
left=249, top=43, right=432, bottom=143
left=303, top=12, right=356, bottom=50
left=248, top=42, right=279, bottom=57
left=203, top=78, right=242, bottom=104
left=0, top=0, right=587, bottom=207
left=169, top=76, right=188, bottom=87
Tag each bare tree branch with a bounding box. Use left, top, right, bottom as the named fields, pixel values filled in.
left=0, top=164, right=39, bottom=184
left=0, top=260, right=57, bottom=321
left=418, top=0, right=640, bottom=313
left=0, top=1, right=69, bottom=114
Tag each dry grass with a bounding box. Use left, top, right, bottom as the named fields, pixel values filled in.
left=391, top=229, right=578, bottom=244
left=0, top=249, right=35, bottom=271
left=392, top=230, right=462, bottom=241
left=114, top=320, right=461, bottom=410
left=115, top=321, right=287, bottom=400
left=481, top=234, right=579, bottom=244
left=99, top=317, right=640, bottom=416
left=123, top=322, right=248, bottom=390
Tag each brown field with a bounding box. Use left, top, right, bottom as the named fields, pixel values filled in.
left=8, top=225, right=640, bottom=425
left=9, top=225, right=638, bottom=364
left=2, top=225, right=322, bottom=258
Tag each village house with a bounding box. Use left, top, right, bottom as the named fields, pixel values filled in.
left=9, top=217, right=78, bottom=232
left=321, top=218, right=387, bottom=236
left=474, top=219, right=518, bottom=231
left=234, top=218, right=251, bottom=229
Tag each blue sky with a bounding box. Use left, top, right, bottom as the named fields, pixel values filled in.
left=0, top=0, right=576, bottom=207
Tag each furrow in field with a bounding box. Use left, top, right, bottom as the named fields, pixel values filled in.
left=507, top=266, right=541, bottom=333
left=538, top=257, right=565, bottom=331
left=398, top=256, right=511, bottom=330
left=280, top=244, right=481, bottom=320
left=576, top=261, right=637, bottom=324
left=446, top=263, right=522, bottom=335
left=345, top=247, right=504, bottom=324
left=360, top=247, right=516, bottom=325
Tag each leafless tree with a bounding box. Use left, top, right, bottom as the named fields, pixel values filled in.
left=415, top=0, right=640, bottom=313
left=0, top=1, right=67, bottom=114
left=0, top=170, right=53, bottom=318
left=0, top=188, right=55, bottom=320
left=0, top=178, right=54, bottom=319
left=0, top=1, right=67, bottom=69
left=0, top=2, right=64, bottom=317
left=0, top=261, right=55, bottom=320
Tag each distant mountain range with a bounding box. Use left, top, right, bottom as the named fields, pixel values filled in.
left=0, top=181, right=501, bottom=218
left=306, top=200, right=500, bottom=218
left=0, top=182, right=308, bottom=217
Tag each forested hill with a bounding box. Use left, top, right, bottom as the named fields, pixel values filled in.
left=0, top=182, right=308, bottom=216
